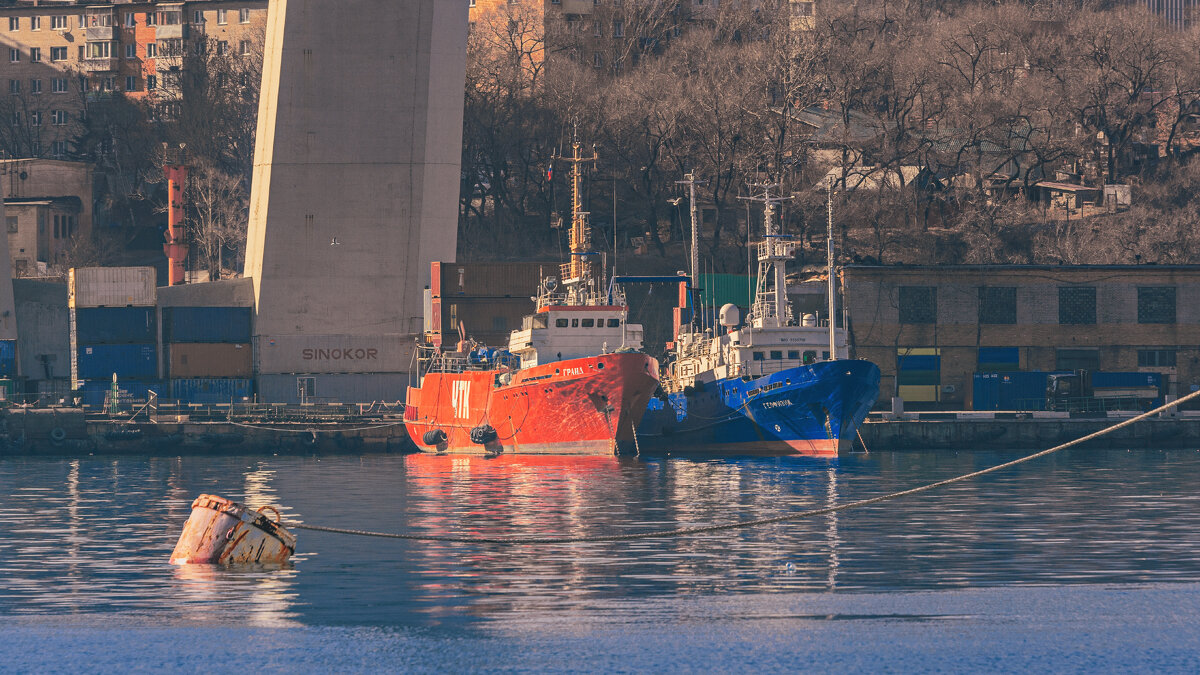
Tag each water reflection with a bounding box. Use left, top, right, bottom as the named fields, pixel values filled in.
left=0, top=448, right=1199, bottom=628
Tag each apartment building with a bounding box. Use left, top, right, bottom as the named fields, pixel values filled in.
left=0, top=0, right=266, bottom=158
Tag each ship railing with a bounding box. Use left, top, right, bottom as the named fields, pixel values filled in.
left=757, top=239, right=796, bottom=261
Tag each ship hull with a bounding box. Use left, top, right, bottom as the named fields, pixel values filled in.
left=637, top=360, right=881, bottom=457
left=405, top=352, right=659, bottom=455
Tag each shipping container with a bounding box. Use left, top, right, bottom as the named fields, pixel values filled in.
left=170, top=378, right=254, bottom=404
left=164, top=307, right=253, bottom=343
left=429, top=296, right=534, bottom=347
left=75, top=344, right=157, bottom=381
left=76, top=380, right=163, bottom=408
left=256, top=334, right=417, bottom=374
left=168, top=343, right=253, bottom=378
left=431, top=261, right=553, bottom=299
left=72, top=307, right=156, bottom=344
left=0, top=340, right=15, bottom=377
left=256, top=373, right=410, bottom=405
left=69, top=267, right=156, bottom=308
left=1092, top=371, right=1163, bottom=390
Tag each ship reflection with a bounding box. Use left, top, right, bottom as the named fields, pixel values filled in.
left=288, top=453, right=847, bottom=622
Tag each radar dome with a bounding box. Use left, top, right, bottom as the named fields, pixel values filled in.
left=719, top=303, right=740, bottom=327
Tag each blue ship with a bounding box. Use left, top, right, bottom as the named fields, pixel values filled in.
left=635, top=183, right=880, bottom=456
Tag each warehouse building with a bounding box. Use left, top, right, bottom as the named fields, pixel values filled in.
left=843, top=265, right=1200, bottom=409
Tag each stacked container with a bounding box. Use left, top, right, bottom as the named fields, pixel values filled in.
left=164, top=306, right=254, bottom=404
left=69, top=267, right=161, bottom=408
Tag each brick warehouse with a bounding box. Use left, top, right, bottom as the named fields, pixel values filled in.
left=843, top=265, right=1200, bottom=409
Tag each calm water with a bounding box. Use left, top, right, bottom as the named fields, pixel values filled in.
left=2, top=448, right=1200, bottom=671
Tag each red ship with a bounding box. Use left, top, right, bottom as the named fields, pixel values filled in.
left=405, top=137, right=660, bottom=455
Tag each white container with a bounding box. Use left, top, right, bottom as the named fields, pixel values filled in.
left=254, top=334, right=418, bottom=375
left=69, top=267, right=157, bottom=308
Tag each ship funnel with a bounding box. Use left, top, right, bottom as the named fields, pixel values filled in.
left=719, top=303, right=740, bottom=327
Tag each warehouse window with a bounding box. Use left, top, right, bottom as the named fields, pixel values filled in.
left=1138, top=349, right=1176, bottom=367
left=899, top=286, right=937, bottom=324
left=1137, top=287, right=1176, bottom=324
left=978, top=287, right=1016, bottom=324
left=1055, top=349, right=1100, bottom=371
left=1058, top=286, right=1096, bottom=325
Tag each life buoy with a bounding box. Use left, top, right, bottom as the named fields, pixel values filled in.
left=422, top=429, right=448, bottom=446
left=50, top=427, right=67, bottom=443
left=469, top=425, right=497, bottom=445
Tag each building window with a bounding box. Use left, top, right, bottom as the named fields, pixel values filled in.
left=125, top=13, right=137, bottom=28
left=30, top=79, right=41, bottom=94
left=50, top=140, right=67, bottom=157
left=51, top=110, right=68, bottom=126
left=1058, top=286, right=1096, bottom=325
left=147, top=75, right=157, bottom=91
left=1137, top=287, right=1176, bottom=324
left=30, top=111, right=41, bottom=126
left=30, top=47, right=41, bottom=63
left=1138, top=349, right=1177, bottom=367
left=146, top=12, right=157, bottom=27
left=8, top=17, right=18, bottom=31
left=217, top=9, right=228, bottom=25
left=593, top=20, right=601, bottom=37
left=239, top=40, right=250, bottom=55
left=125, top=44, right=135, bottom=59
left=593, top=52, right=603, bottom=68
left=146, top=43, right=157, bottom=58
left=899, top=286, right=937, bottom=324
left=613, top=20, right=624, bottom=37
left=50, top=47, right=67, bottom=62
left=52, top=77, right=68, bottom=93
left=8, top=80, right=19, bottom=95
left=978, top=287, right=1016, bottom=324
left=86, top=42, right=113, bottom=59
left=9, top=48, right=19, bottom=63
left=194, top=10, right=204, bottom=24
left=31, top=16, right=40, bottom=31
left=125, top=75, right=137, bottom=91
left=6, top=217, right=16, bottom=234
left=217, top=41, right=228, bottom=55
left=240, top=8, right=251, bottom=23
left=51, top=15, right=69, bottom=30
left=1055, top=349, right=1100, bottom=371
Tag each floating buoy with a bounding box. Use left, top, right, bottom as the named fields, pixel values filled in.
left=169, top=494, right=296, bottom=565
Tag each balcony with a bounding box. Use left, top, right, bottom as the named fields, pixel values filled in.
left=560, top=0, right=593, bottom=14
left=84, top=8, right=115, bottom=41
left=86, top=26, right=114, bottom=41
left=80, top=57, right=117, bottom=72
left=155, top=23, right=188, bottom=40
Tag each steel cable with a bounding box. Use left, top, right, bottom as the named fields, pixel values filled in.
left=283, top=390, right=1200, bottom=546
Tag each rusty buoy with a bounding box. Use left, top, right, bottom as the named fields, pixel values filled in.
left=170, top=494, right=296, bottom=565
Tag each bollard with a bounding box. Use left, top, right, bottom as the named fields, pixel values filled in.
left=170, top=494, right=296, bottom=565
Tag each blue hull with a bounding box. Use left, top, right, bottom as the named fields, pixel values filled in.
left=636, top=360, right=881, bottom=456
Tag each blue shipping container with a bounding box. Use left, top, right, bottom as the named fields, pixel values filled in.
left=165, top=307, right=252, bottom=343
left=76, top=344, right=157, bottom=380
left=1092, top=372, right=1163, bottom=390
left=0, top=340, right=15, bottom=377
left=170, top=378, right=254, bottom=404
left=76, top=380, right=163, bottom=408
left=74, top=307, right=157, bottom=344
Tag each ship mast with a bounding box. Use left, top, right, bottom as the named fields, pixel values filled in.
left=676, top=172, right=708, bottom=332
left=826, top=179, right=837, bottom=357
left=557, top=135, right=598, bottom=306
left=739, top=185, right=795, bottom=329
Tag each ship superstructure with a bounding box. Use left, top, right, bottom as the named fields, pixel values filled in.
left=404, top=138, right=659, bottom=455
left=637, top=182, right=880, bottom=456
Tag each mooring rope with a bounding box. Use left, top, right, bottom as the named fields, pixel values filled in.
left=226, top=420, right=406, bottom=434
left=283, top=390, right=1200, bottom=546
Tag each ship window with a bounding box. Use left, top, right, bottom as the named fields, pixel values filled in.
left=770, top=350, right=782, bottom=360
left=582, top=318, right=595, bottom=327
left=555, top=319, right=569, bottom=328
left=822, top=351, right=830, bottom=360
left=788, top=350, right=800, bottom=360
left=531, top=315, right=548, bottom=329
left=608, top=319, right=620, bottom=327
left=572, top=318, right=579, bottom=327
left=752, top=351, right=765, bottom=361
left=804, top=351, right=817, bottom=363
